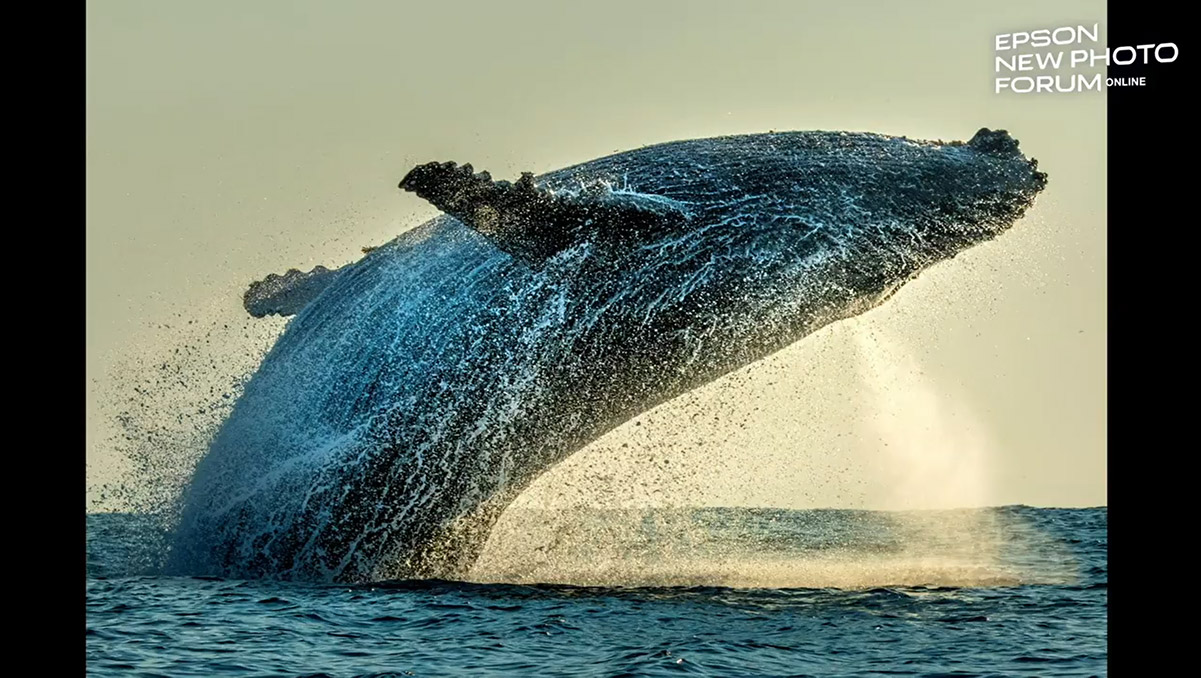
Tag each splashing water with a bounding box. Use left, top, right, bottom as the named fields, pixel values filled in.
left=467, top=504, right=1071, bottom=589
left=88, top=313, right=286, bottom=522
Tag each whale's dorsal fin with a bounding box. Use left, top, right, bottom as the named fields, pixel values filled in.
left=244, top=265, right=342, bottom=318
left=399, top=161, right=690, bottom=267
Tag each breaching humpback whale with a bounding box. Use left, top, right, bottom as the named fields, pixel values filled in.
left=169, top=128, right=1047, bottom=582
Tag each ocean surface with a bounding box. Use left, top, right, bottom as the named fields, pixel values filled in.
left=86, top=505, right=1106, bottom=677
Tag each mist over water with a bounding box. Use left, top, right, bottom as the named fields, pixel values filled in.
left=468, top=506, right=1074, bottom=590
left=851, top=323, right=995, bottom=512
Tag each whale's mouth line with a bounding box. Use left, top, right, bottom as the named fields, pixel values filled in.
left=169, top=127, right=1049, bottom=583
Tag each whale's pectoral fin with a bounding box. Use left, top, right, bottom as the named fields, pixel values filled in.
left=399, top=161, right=690, bottom=267
left=244, top=265, right=342, bottom=318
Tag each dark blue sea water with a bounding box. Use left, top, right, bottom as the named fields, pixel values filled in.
left=86, top=506, right=1106, bottom=677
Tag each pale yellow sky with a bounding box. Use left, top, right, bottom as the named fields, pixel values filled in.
left=87, top=0, right=1105, bottom=511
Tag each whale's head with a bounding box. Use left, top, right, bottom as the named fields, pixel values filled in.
left=551, top=128, right=1048, bottom=299
left=697, top=127, right=1050, bottom=269
left=916, top=128, right=1048, bottom=254
left=526, top=128, right=1049, bottom=371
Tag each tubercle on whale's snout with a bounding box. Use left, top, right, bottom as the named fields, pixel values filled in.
left=1031, top=163, right=1049, bottom=191
left=1021, top=156, right=1049, bottom=193
left=961, top=128, right=1048, bottom=193
left=966, top=128, right=1021, bottom=155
